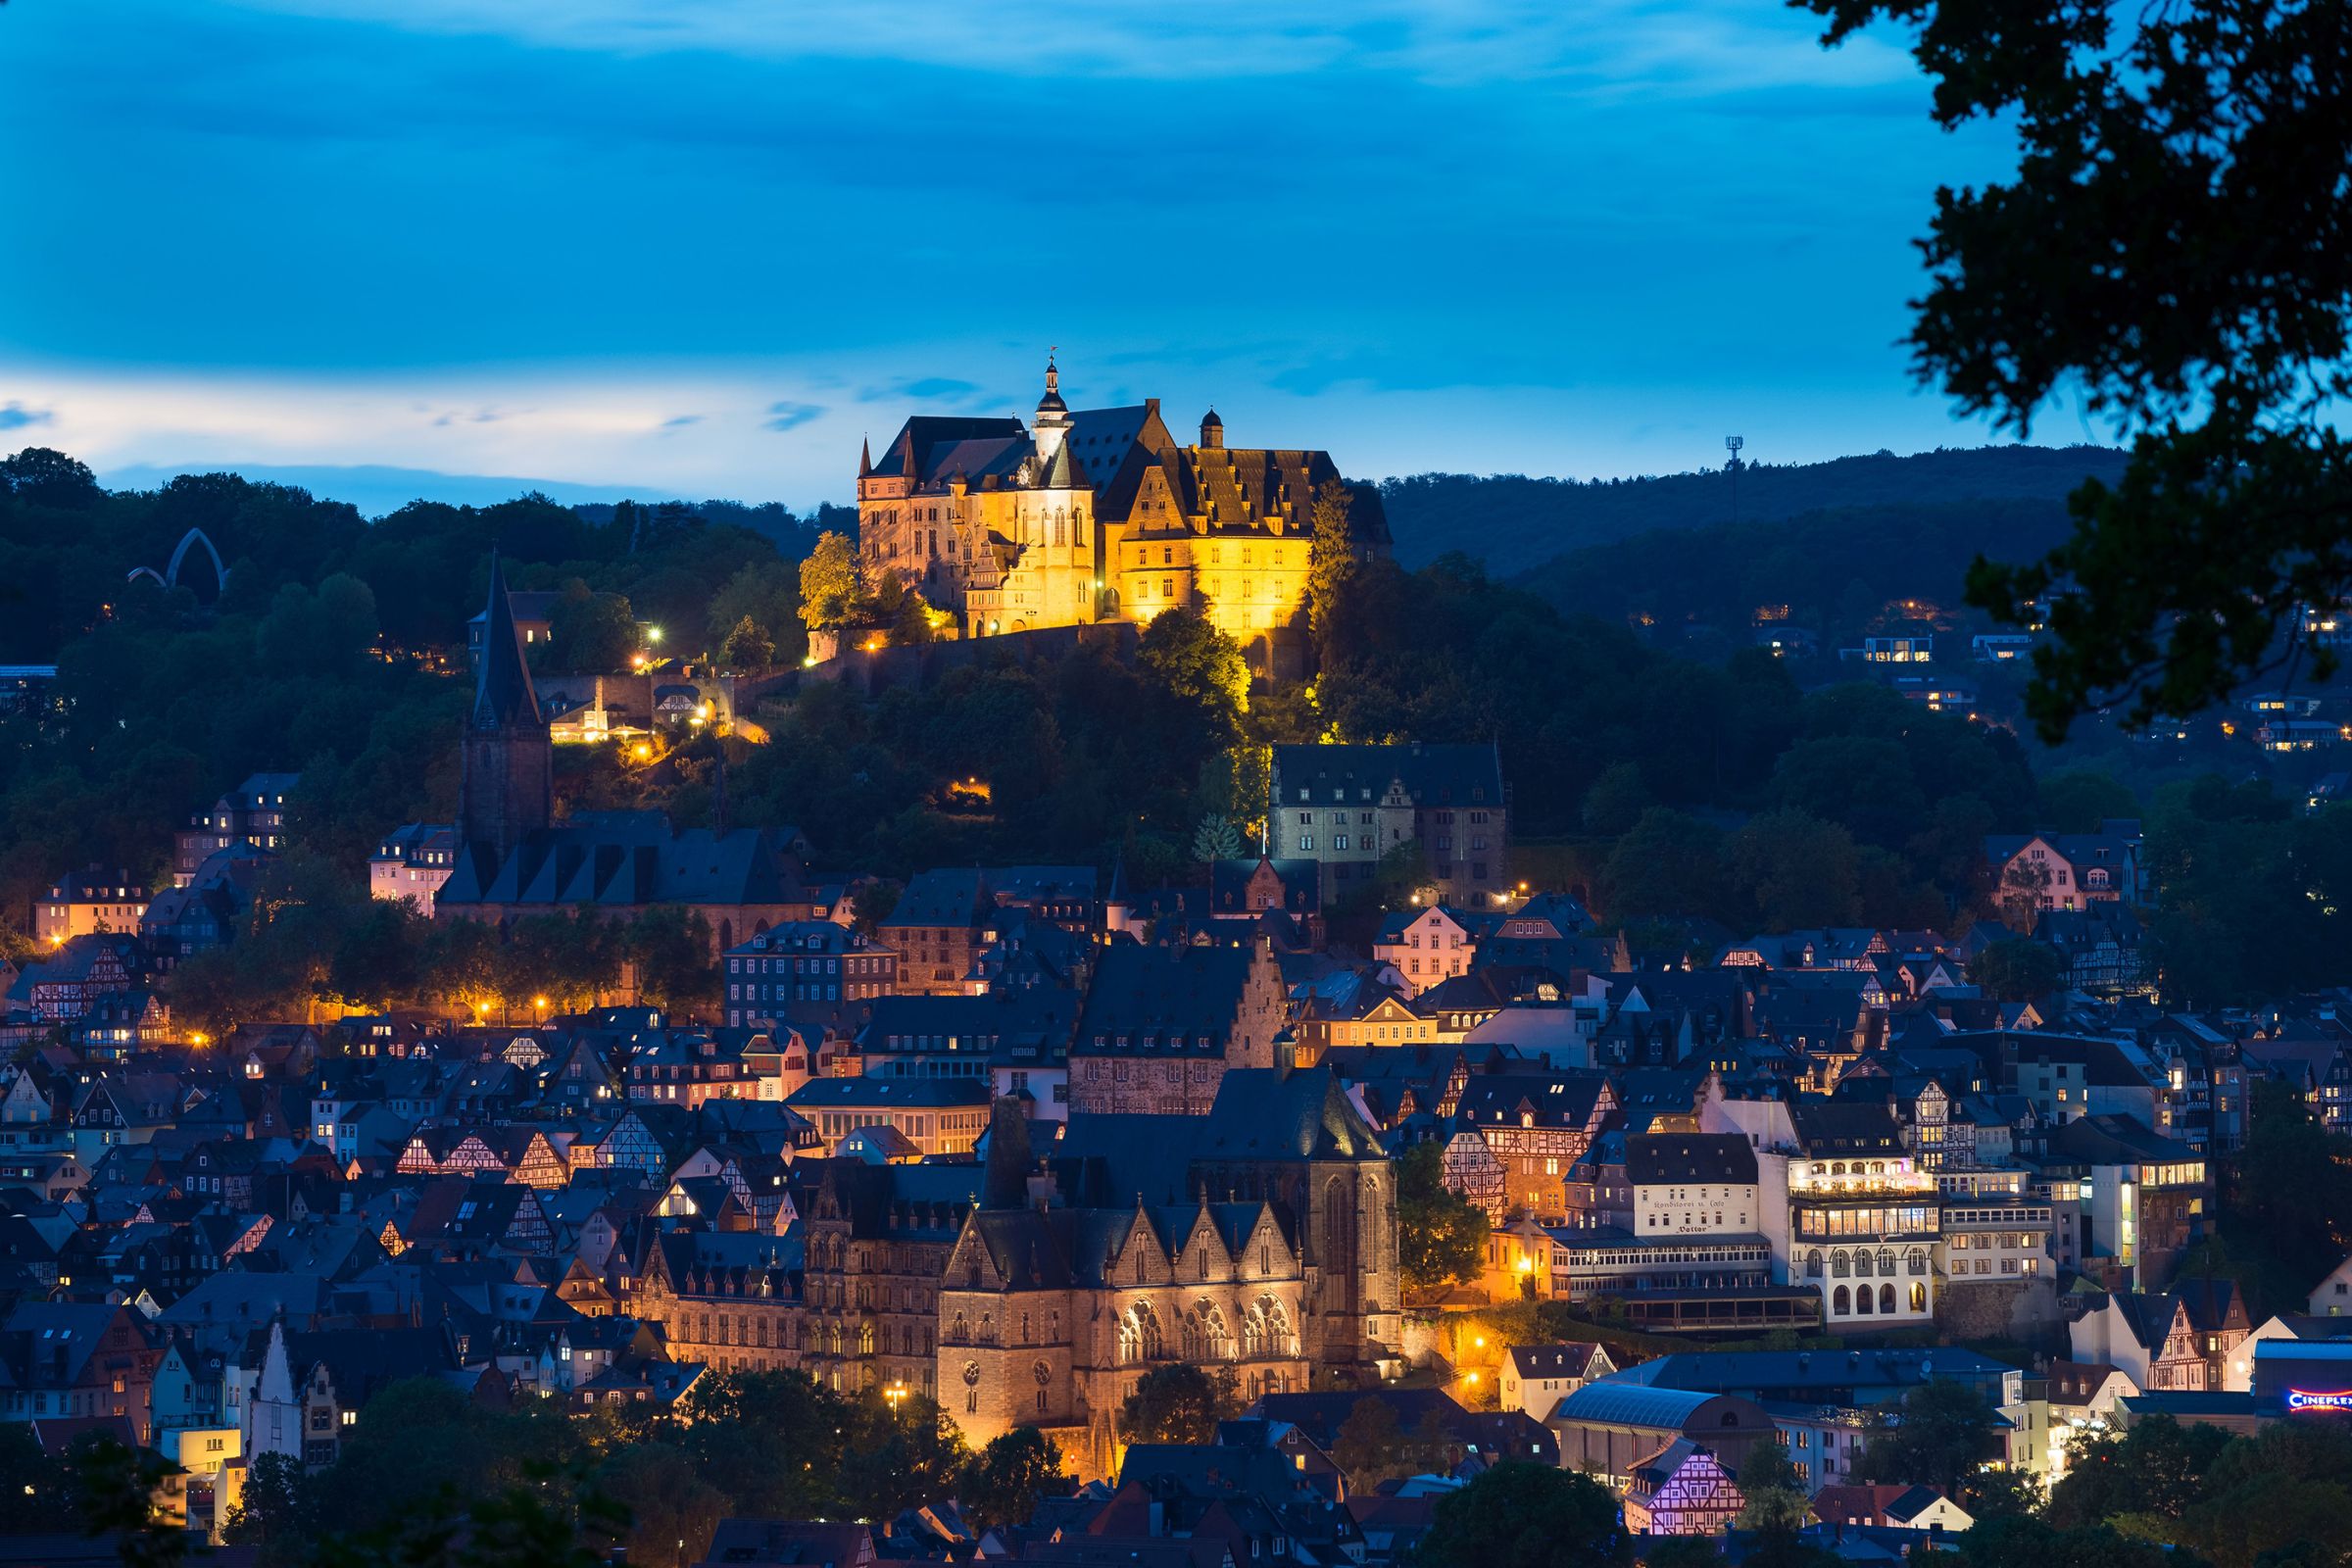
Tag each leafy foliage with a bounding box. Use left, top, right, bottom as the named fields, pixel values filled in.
left=1118, top=1363, right=1241, bottom=1446
left=1855, top=1377, right=2001, bottom=1497
left=1793, top=0, right=2352, bottom=737
left=1412, top=1460, right=1631, bottom=1568
left=1395, top=1140, right=1490, bottom=1291
left=1969, top=937, right=2066, bottom=1003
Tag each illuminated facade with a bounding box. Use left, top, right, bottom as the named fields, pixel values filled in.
left=857, top=359, right=1387, bottom=657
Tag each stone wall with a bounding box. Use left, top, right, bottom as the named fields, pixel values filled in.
left=1935, top=1274, right=2063, bottom=1342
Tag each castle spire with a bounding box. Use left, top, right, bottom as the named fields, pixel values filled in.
left=858, top=435, right=872, bottom=478
left=1033, top=347, right=1072, bottom=466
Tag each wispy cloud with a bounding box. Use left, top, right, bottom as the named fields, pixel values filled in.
left=662, top=414, right=704, bottom=429
left=223, top=0, right=1914, bottom=91
left=762, top=402, right=823, bottom=432
left=0, top=401, right=55, bottom=431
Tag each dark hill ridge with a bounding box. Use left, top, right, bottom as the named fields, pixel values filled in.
left=1377, top=443, right=2127, bottom=576
left=1516, top=495, right=2079, bottom=637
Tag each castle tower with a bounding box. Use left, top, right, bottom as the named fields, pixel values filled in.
left=459, top=553, right=553, bottom=858
left=1199, top=407, right=1223, bottom=450
left=1032, top=352, right=1072, bottom=466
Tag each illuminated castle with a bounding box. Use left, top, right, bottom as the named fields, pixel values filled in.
left=856, top=358, right=1388, bottom=662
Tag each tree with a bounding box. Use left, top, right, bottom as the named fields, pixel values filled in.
left=837, top=1392, right=967, bottom=1522
left=706, top=559, right=803, bottom=664
left=1118, top=1364, right=1239, bottom=1447
left=798, top=530, right=862, bottom=632
left=1997, top=856, right=2054, bottom=932
left=1734, top=1442, right=1813, bottom=1536
left=1598, top=808, right=1728, bottom=923
left=221, top=1450, right=312, bottom=1547
left=1139, top=604, right=1250, bottom=731
left=1799, top=0, right=2352, bottom=739
left=1642, top=1539, right=1724, bottom=1568
left=1413, top=1461, right=1631, bottom=1568
left=1951, top=1516, right=2182, bottom=1568
left=1728, top=810, right=1863, bottom=930
left=2037, top=770, right=2139, bottom=834
left=849, top=879, right=901, bottom=936
left=1857, top=1378, right=2001, bottom=1496
left=1191, top=813, right=1244, bottom=863
left=0, top=446, right=101, bottom=508
left=1307, top=476, right=1357, bottom=641
left=2214, top=1079, right=2352, bottom=1310
left=2046, top=1413, right=2230, bottom=1531
left=547, top=585, right=641, bottom=672
left=1582, top=761, right=1652, bottom=836
left=1970, top=937, right=2066, bottom=1003
left=719, top=614, right=775, bottom=670
left=1395, top=1141, right=1490, bottom=1292
left=961, top=1428, right=1067, bottom=1530
left=622, top=906, right=719, bottom=1015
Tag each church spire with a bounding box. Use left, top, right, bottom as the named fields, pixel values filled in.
left=460, top=549, right=553, bottom=857
left=472, top=551, right=542, bottom=731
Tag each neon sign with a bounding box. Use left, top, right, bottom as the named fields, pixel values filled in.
left=2285, top=1389, right=2352, bottom=1412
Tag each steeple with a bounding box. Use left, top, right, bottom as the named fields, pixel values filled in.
left=459, top=551, right=553, bottom=857
left=471, top=552, right=542, bottom=732
left=858, top=435, right=872, bottom=478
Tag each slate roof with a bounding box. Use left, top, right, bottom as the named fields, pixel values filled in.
left=1627, top=1133, right=1759, bottom=1188
left=1073, top=943, right=1257, bottom=1053
left=1271, top=743, right=1502, bottom=809
left=439, top=811, right=807, bottom=910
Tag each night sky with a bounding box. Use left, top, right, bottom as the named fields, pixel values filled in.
left=0, top=0, right=2026, bottom=511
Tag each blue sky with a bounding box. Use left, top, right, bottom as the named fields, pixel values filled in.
left=0, top=0, right=2027, bottom=512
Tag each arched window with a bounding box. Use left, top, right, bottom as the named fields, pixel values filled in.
left=1833, top=1286, right=1850, bottom=1314
left=1805, top=1249, right=1825, bottom=1279
left=1856, top=1250, right=1875, bottom=1278
left=1832, top=1250, right=1850, bottom=1278
left=1907, top=1248, right=1929, bottom=1275
left=1881, top=1283, right=1897, bottom=1314
left=1877, top=1248, right=1896, bottom=1277
left=1856, top=1287, right=1875, bottom=1314
left=858, top=1322, right=875, bottom=1356
left=1909, top=1282, right=1928, bottom=1313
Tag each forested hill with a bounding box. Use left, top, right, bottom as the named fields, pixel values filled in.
left=1518, top=496, right=2079, bottom=636
left=1377, top=443, right=2127, bottom=576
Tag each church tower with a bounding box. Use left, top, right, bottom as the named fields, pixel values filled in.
left=459, top=554, right=553, bottom=858
left=1032, top=351, right=1072, bottom=466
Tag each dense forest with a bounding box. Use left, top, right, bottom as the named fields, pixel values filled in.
left=0, top=449, right=827, bottom=937
left=1378, top=443, right=2126, bottom=575
left=1517, top=495, right=2077, bottom=643
left=6, top=442, right=2349, bottom=1013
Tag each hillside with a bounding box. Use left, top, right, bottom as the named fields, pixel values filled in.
left=1517, top=495, right=2079, bottom=639
left=1377, top=443, right=2126, bottom=576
